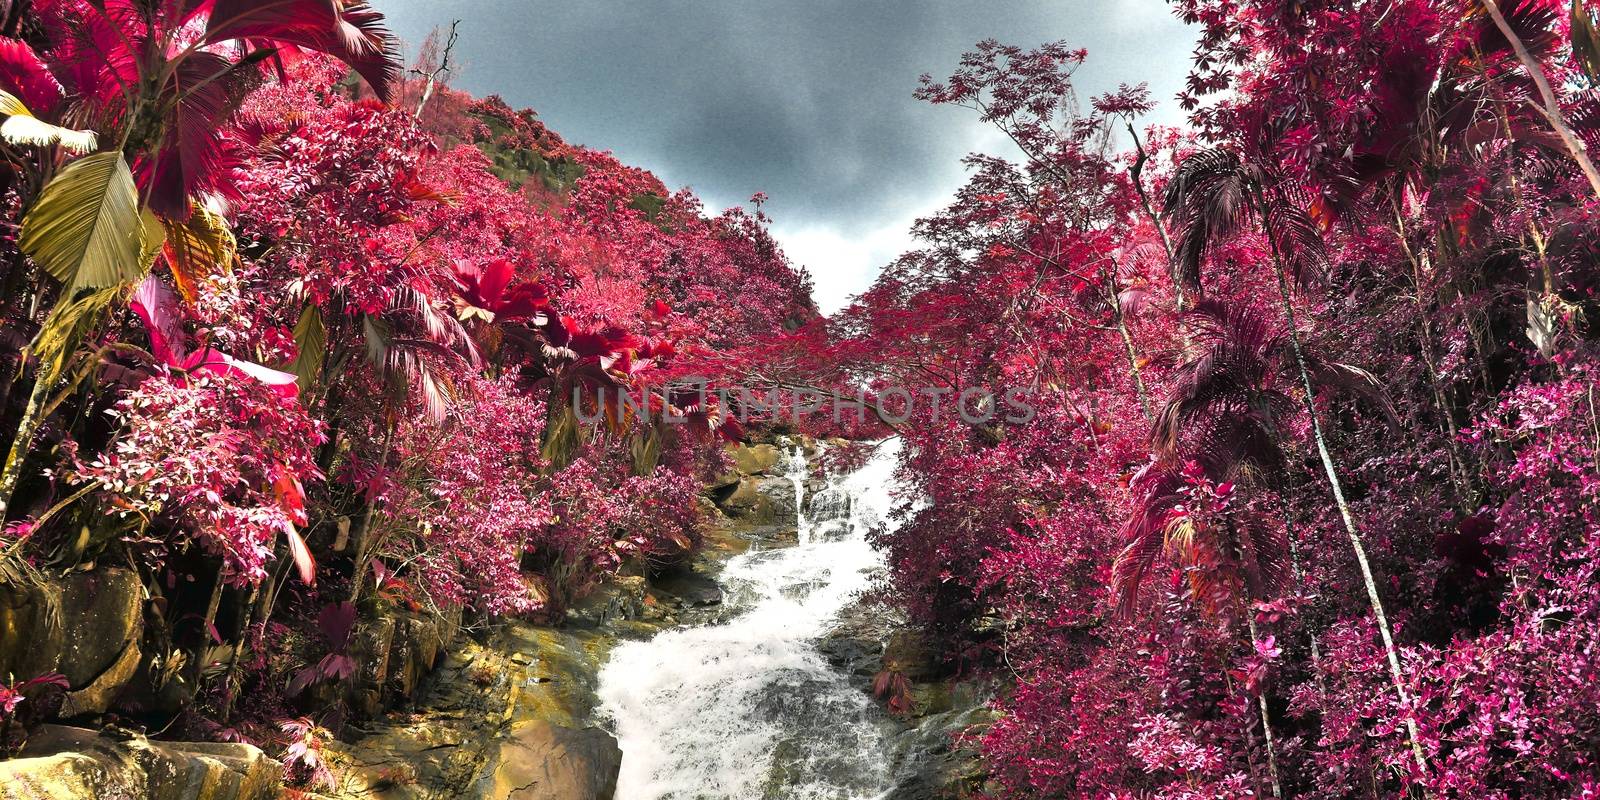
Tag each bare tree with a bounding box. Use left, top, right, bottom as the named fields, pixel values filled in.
left=411, top=20, right=462, bottom=119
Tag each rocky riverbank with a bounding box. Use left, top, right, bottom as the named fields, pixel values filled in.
left=312, top=519, right=753, bottom=800
left=819, top=598, right=998, bottom=799
left=307, top=442, right=790, bottom=800
left=0, top=439, right=990, bottom=800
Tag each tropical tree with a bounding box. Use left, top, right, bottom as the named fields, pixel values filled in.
left=0, top=0, right=402, bottom=518
left=1163, top=145, right=1430, bottom=773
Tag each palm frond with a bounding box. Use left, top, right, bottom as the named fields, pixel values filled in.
left=1263, top=203, right=1328, bottom=287
left=286, top=304, right=325, bottom=393
left=139, top=52, right=257, bottom=217
left=360, top=315, right=459, bottom=422
left=160, top=200, right=236, bottom=304
left=1112, top=461, right=1186, bottom=617
left=1162, top=147, right=1259, bottom=291
left=20, top=151, right=144, bottom=291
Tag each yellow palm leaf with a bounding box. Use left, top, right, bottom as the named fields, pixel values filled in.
left=0, top=90, right=97, bottom=154
left=160, top=202, right=236, bottom=304
left=286, top=305, right=326, bottom=393
left=20, top=151, right=144, bottom=291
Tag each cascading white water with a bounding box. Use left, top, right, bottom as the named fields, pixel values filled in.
left=786, top=444, right=811, bottom=543
left=597, top=439, right=903, bottom=800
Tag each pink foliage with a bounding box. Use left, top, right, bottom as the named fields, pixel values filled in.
left=69, top=371, right=324, bottom=585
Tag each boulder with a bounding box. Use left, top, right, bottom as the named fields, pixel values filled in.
left=755, top=477, right=798, bottom=520
left=472, top=721, right=620, bottom=800
left=711, top=478, right=771, bottom=521
left=348, top=614, right=398, bottom=717
left=713, top=476, right=799, bottom=524
left=883, top=630, right=940, bottom=683
left=56, top=568, right=144, bottom=690
left=345, top=606, right=464, bottom=716
left=384, top=608, right=459, bottom=704
left=0, top=567, right=145, bottom=717
left=59, top=638, right=141, bottom=718
left=710, top=443, right=786, bottom=488
left=650, top=570, right=723, bottom=608
left=566, top=576, right=647, bottom=628
left=0, top=725, right=282, bottom=800
left=0, top=580, right=63, bottom=687
left=731, top=443, right=782, bottom=476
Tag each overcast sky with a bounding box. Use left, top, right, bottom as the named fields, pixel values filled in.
left=378, top=1, right=1197, bottom=313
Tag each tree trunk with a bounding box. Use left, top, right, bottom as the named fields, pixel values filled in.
left=1126, top=122, right=1188, bottom=311
left=347, top=419, right=396, bottom=605
left=1271, top=261, right=1429, bottom=777
left=1482, top=0, right=1600, bottom=200
left=1280, top=497, right=1329, bottom=699
left=0, top=368, right=54, bottom=519
left=1109, top=282, right=1154, bottom=421
left=1247, top=613, right=1284, bottom=800
left=413, top=20, right=461, bottom=119
left=218, top=584, right=260, bottom=725
left=1223, top=515, right=1284, bottom=799
left=1390, top=209, right=1474, bottom=506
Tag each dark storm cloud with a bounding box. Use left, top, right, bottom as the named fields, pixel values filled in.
left=376, top=0, right=1194, bottom=309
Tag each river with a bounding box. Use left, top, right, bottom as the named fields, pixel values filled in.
left=596, top=440, right=904, bottom=799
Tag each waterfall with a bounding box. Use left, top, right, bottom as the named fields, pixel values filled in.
left=597, top=439, right=903, bottom=800
left=786, top=444, right=811, bottom=544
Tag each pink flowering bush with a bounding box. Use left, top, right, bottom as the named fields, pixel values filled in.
left=69, top=372, right=324, bottom=585
left=386, top=375, right=553, bottom=616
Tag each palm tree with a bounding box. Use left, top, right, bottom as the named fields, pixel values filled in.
left=1164, top=149, right=1430, bottom=774
left=1116, top=455, right=1289, bottom=798
left=1117, top=299, right=1400, bottom=796
left=342, top=287, right=478, bottom=604
left=0, top=0, right=403, bottom=518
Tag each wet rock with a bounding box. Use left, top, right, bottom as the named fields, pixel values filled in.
left=0, top=725, right=282, bottom=800
left=821, top=598, right=901, bottom=678
left=472, top=721, right=620, bottom=800
left=711, top=477, right=771, bottom=520
left=882, top=630, right=940, bottom=683
left=651, top=570, right=723, bottom=608
left=328, top=622, right=619, bottom=800
left=819, top=598, right=996, bottom=799
left=713, top=475, right=802, bottom=523
left=884, top=681, right=997, bottom=800
left=738, top=522, right=800, bottom=545
left=710, top=443, right=784, bottom=489
left=567, top=576, right=647, bottom=628
left=756, top=477, right=798, bottom=519
left=817, top=632, right=882, bottom=679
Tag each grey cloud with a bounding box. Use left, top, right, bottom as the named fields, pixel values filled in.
left=377, top=0, right=1194, bottom=249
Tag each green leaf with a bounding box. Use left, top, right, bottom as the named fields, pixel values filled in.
left=20, top=152, right=144, bottom=291
left=287, top=305, right=327, bottom=393
left=630, top=426, right=662, bottom=476
left=0, top=89, right=98, bottom=153
left=1574, top=0, right=1600, bottom=84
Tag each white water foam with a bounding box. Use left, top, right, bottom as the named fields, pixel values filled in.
left=596, top=439, right=903, bottom=800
